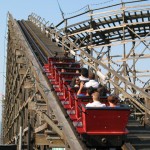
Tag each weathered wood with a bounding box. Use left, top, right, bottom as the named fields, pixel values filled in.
left=28, top=102, right=36, bottom=110
left=114, top=76, right=119, bottom=95
left=16, top=49, right=23, bottom=56
left=34, top=123, right=47, bottom=133
left=145, top=97, right=150, bottom=128
left=46, top=136, right=61, bottom=140
left=3, top=94, right=35, bottom=138
left=37, top=104, right=47, bottom=111
left=44, top=130, right=56, bottom=135
left=23, top=127, right=29, bottom=134
left=36, top=110, right=64, bottom=140
left=35, top=134, right=65, bottom=147
left=23, top=81, right=34, bottom=89
left=7, top=6, right=150, bottom=149
left=19, top=68, right=27, bottom=75
left=16, top=57, right=26, bottom=64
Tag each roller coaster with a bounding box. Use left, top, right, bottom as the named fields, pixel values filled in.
left=2, top=0, right=150, bottom=150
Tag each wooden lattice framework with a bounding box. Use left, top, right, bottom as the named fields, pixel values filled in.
left=2, top=1, right=150, bottom=150
left=29, top=1, right=150, bottom=118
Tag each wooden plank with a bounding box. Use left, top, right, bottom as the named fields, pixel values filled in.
left=28, top=102, right=36, bottom=110
left=23, top=82, right=33, bottom=89
left=23, top=127, right=29, bottom=133
left=19, top=68, right=27, bottom=75
left=36, top=110, right=64, bottom=140
left=37, top=104, right=47, bottom=111
left=34, top=123, right=47, bottom=133
left=3, top=94, right=35, bottom=137
left=35, top=134, right=65, bottom=147
left=44, top=130, right=56, bottom=135
left=114, top=76, right=119, bottom=95
left=16, top=57, right=26, bottom=64
left=16, top=49, right=23, bottom=56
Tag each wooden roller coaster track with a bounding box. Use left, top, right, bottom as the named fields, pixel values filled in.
left=2, top=0, right=150, bottom=149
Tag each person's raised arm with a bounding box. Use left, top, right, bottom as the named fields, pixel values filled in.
left=77, top=81, right=84, bottom=95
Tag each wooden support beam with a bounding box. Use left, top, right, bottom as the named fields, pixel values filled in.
left=36, top=110, right=64, bottom=140
left=23, top=81, right=34, bottom=89
left=16, top=57, right=26, bottom=64
left=3, top=94, right=35, bottom=138
left=16, top=49, right=23, bottom=56
left=37, top=103, right=47, bottom=111
left=19, top=68, right=27, bottom=75
left=35, top=134, right=65, bottom=147
left=28, top=102, right=47, bottom=111
left=44, top=130, right=56, bottom=135
left=23, top=127, right=29, bottom=133
left=114, top=76, right=119, bottom=95
left=28, top=102, right=36, bottom=110
left=34, top=123, right=47, bottom=133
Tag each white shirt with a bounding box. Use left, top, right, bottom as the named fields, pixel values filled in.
left=84, top=80, right=99, bottom=88
left=86, top=101, right=106, bottom=107
left=79, top=76, right=89, bottom=81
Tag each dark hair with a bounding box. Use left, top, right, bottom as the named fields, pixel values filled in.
left=87, top=86, right=97, bottom=96
left=107, top=95, right=118, bottom=104
left=97, top=85, right=107, bottom=96
left=81, top=68, right=88, bottom=78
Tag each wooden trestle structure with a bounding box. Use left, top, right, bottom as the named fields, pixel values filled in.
left=2, top=0, right=150, bottom=149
